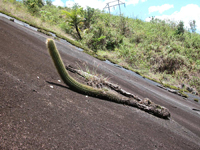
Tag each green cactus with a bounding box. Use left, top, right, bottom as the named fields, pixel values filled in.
left=46, top=38, right=124, bottom=102
left=46, top=39, right=170, bottom=119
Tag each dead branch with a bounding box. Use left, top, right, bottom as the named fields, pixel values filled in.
left=66, top=65, right=142, bottom=101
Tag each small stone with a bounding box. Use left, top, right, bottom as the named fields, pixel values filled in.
left=86, top=95, right=88, bottom=98
left=50, top=85, right=53, bottom=88
left=186, top=87, right=193, bottom=92
left=192, top=91, right=196, bottom=95
left=37, top=76, right=39, bottom=79
left=58, top=80, right=61, bottom=82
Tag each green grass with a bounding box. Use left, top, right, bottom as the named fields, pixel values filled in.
left=194, top=99, right=199, bottom=102
left=37, top=29, right=52, bottom=36
left=163, top=84, right=179, bottom=90
left=179, top=90, right=188, bottom=98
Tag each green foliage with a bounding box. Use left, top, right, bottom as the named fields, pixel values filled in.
left=189, top=20, right=196, bottom=33
left=23, top=0, right=44, bottom=14
left=59, top=22, right=73, bottom=34
left=39, top=5, right=62, bottom=25
left=37, top=29, right=52, bottom=36
left=157, top=53, right=188, bottom=74
left=163, top=84, right=179, bottom=90
left=62, top=5, right=84, bottom=39
left=81, top=19, right=123, bottom=52
left=130, top=32, right=145, bottom=44
left=118, top=15, right=131, bottom=36
left=175, top=21, right=184, bottom=35
left=46, top=0, right=52, bottom=6
left=83, top=6, right=95, bottom=29
left=84, top=22, right=106, bottom=51
left=6, top=0, right=16, bottom=3
left=179, top=90, right=188, bottom=98
left=189, top=77, right=200, bottom=92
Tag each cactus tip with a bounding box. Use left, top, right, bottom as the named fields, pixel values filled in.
left=46, top=38, right=52, bottom=45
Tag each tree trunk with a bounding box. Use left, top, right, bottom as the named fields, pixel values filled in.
left=75, top=25, right=82, bottom=40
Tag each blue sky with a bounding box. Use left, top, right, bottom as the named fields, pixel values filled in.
left=52, top=0, right=200, bottom=31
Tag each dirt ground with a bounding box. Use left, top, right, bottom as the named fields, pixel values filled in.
left=0, top=16, right=200, bottom=150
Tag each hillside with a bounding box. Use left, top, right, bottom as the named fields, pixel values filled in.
left=0, top=0, right=200, bottom=96
left=1, top=14, right=200, bottom=150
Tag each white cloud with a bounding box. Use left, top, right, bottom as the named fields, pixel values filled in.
left=65, top=0, right=107, bottom=9
left=64, top=0, right=144, bottom=10
left=149, top=4, right=174, bottom=14
left=125, top=0, right=147, bottom=5
left=52, top=0, right=64, bottom=7
left=146, top=4, right=200, bottom=31
left=65, top=0, right=74, bottom=7
left=125, top=0, right=139, bottom=5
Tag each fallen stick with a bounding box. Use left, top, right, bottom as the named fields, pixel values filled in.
left=66, top=65, right=143, bottom=101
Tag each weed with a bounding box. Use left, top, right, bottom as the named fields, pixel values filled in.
left=178, top=90, right=188, bottom=98
left=76, top=62, right=110, bottom=85
left=37, top=29, right=52, bottom=36
left=156, top=105, right=162, bottom=109
left=163, top=84, right=179, bottom=90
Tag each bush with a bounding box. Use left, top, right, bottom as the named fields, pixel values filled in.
left=175, top=21, right=184, bottom=35
left=59, top=22, right=73, bottom=34
left=23, top=0, right=44, bottom=14
left=157, top=53, right=188, bottom=74
left=130, top=32, right=145, bottom=44
left=105, top=29, right=123, bottom=50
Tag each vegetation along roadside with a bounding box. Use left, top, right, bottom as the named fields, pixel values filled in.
left=0, top=0, right=200, bottom=97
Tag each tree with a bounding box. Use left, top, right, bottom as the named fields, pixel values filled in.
left=189, top=20, right=196, bottom=33
left=176, top=21, right=184, bottom=35
left=83, top=6, right=95, bottom=29
left=46, top=0, right=52, bottom=6
left=62, top=5, right=84, bottom=40
left=23, top=0, right=44, bottom=14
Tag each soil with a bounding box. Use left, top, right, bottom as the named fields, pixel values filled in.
left=0, top=16, right=200, bottom=150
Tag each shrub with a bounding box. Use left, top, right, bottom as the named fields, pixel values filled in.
left=130, top=32, right=145, bottom=44
left=105, top=29, right=123, bottom=50
left=175, top=21, right=184, bottom=35
left=83, top=6, right=95, bottom=29
left=59, top=22, right=73, bottom=34
left=190, top=77, right=200, bottom=89
left=23, top=0, right=44, bottom=14
left=157, top=53, right=188, bottom=74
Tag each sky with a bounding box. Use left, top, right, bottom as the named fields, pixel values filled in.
left=52, top=0, right=200, bottom=32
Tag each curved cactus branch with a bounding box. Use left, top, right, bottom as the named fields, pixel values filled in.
left=46, top=39, right=170, bottom=119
